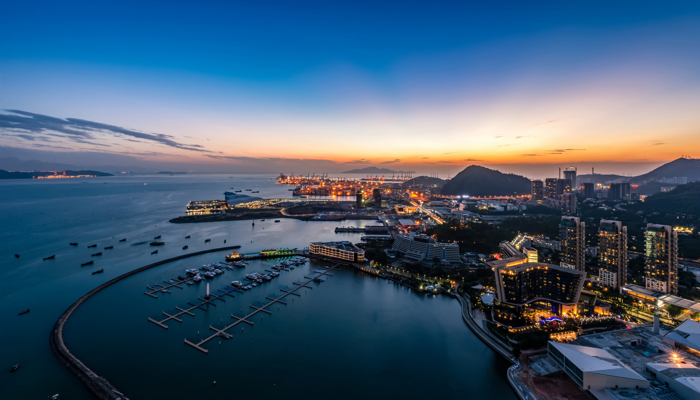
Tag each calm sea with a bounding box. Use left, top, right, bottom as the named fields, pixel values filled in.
left=0, top=174, right=514, bottom=399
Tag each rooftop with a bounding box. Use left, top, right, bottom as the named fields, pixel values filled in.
left=549, top=342, right=647, bottom=381
left=621, top=284, right=700, bottom=313
left=310, top=241, right=363, bottom=253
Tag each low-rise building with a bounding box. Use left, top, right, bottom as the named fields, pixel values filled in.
left=547, top=342, right=649, bottom=393
left=309, top=241, right=365, bottom=262
left=185, top=200, right=228, bottom=215
left=392, top=233, right=460, bottom=264
left=645, top=362, right=700, bottom=399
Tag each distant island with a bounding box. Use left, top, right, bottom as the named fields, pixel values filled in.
left=0, top=170, right=113, bottom=179
left=342, top=166, right=415, bottom=174
left=157, top=171, right=187, bottom=175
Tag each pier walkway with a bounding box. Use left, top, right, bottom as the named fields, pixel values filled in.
left=184, top=265, right=338, bottom=354
left=148, top=285, right=240, bottom=329
left=50, top=246, right=240, bottom=400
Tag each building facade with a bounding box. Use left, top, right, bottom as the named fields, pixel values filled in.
left=644, top=224, right=678, bottom=295
left=491, top=259, right=585, bottom=328
left=309, top=241, right=365, bottom=262
left=392, top=234, right=460, bottom=264
left=560, top=216, right=586, bottom=272
left=563, top=168, right=577, bottom=190
left=531, top=180, right=544, bottom=200
left=581, top=183, right=594, bottom=199
left=556, top=178, right=572, bottom=196
left=608, top=183, right=631, bottom=201
left=545, top=178, right=558, bottom=199
left=598, top=220, right=627, bottom=289
left=561, top=193, right=577, bottom=215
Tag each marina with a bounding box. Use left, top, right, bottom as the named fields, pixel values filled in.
left=184, top=265, right=339, bottom=353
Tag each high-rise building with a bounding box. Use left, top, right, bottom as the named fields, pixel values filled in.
left=545, top=178, right=558, bottom=199
left=491, top=257, right=585, bottom=328
left=372, top=188, right=381, bottom=206
left=560, top=216, right=585, bottom=271
left=581, top=183, right=594, bottom=199
left=531, top=180, right=544, bottom=200
left=556, top=179, right=572, bottom=197
left=645, top=224, right=678, bottom=294
left=598, top=220, right=627, bottom=289
left=563, top=167, right=577, bottom=190
left=608, top=183, right=631, bottom=201
left=561, top=193, right=577, bottom=215
left=355, top=192, right=363, bottom=209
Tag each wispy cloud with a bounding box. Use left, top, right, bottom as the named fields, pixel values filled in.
left=380, top=159, right=400, bottom=164
left=0, top=110, right=208, bottom=152
left=463, top=158, right=484, bottom=161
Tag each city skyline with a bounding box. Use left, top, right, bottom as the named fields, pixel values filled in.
left=1, top=1, right=699, bottom=175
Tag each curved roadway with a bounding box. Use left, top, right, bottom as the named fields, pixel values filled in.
left=49, top=246, right=240, bottom=400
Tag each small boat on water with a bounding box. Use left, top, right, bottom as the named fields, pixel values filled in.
left=11, top=364, right=20, bottom=372
left=235, top=190, right=242, bottom=192
left=81, top=261, right=94, bottom=266
left=245, top=189, right=252, bottom=191
left=224, top=240, right=227, bottom=243
left=70, top=243, right=78, bottom=246
left=88, top=244, right=97, bottom=248
left=92, top=269, right=104, bottom=275
left=261, top=219, right=265, bottom=221
left=185, top=235, right=191, bottom=239
left=151, top=250, right=158, bottom=254
left=252, top=191, right=259, bottom=193
left=14, top=254, right=19, bottom=258
left=119, top=238, right=126, bottom=242
left=182, top=245, right=188, bottom=250
left=18, top=309, right=30, bottom=316
left=186, top=281, right=194, bottom=285
left=150, top=241, right=165, bottom=246
left=92, top=252, right=102, bottom=256
left=274, top=220, right=280, bottom=223
left=43, top=255, right=56, bottom=260
left=252, top=222, right=255, bottom=226
left=104, top=246, right=113, bottom=249
left=205, top=238, right=211, bottom=243
left=154, top=235, right=161, bottom=239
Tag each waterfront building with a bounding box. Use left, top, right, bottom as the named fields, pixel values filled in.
left=392, top=234, right=460, bottom=264
left=598, top=220, right=627, bottom=289
left=545, top=178, right=558, bottom=199
left=560, top=217, right=586, bottom=271
left=581, top=182, right=595, bottom=199
left=185, top=200, right=228, bottom=215
left=373, top=188, right=382, bottom=206
left=644, top=224, right=678, bottom=295
left=491, top=258, right=585, bottom=328
left=608, top=183, right=631, bottom=201
left=556, top=178, right=572, bottom=196
left=547, top=342, right=649, bottom=394
left=309, top=241, right=365, bottom=263
left=563, top=167, right=577, bottom=190
left=531, top=180, right=544, bottom=200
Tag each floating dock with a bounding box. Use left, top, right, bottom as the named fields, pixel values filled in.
left=183, top=265, right=338, bottom=354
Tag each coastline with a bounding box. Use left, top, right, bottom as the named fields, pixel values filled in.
left=49, top=246, right=241, bottom=400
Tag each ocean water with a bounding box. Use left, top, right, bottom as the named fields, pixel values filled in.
left=0, top=174, right=514, bottom=399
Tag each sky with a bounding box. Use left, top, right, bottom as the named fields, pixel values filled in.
left=1, top=1, right=699, bottom=177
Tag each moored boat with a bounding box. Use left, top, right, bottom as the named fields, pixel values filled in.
left=69, top=243, right=78, bottom=246
left=91, top=252, right=102, bottom=256
left=150, top=241, right=165, bottom=246
left=151, top=250, right=158, bottom=254
left=18, top=309, right=30, bottom=316
left=81, top=261, right=93, bottom=266
left=119, top=238, right=126, bottom=242
left=104, top=246, right=113, bottom=249
left=88, top=244, right=97, bottom=248
left=43, top=255, right=56, bottom=260
left=92, top=269, right=104, bottom=275
left=183, top=245, right=188, bottom=250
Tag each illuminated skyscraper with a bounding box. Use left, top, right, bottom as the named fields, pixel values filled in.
left=561, top=193, right=577, bottom=215
left=531, top=180, right=544, bottom=200
left=581, top=183, right=594, bottom=198
left=563, top=167, right=577, bottom=190
left=545, top=178, right=558, bottom=199
left=560, top=216, right=585, bottom=271
left=598, top=220, right=627, bottom=289
left=645, top=224, right=678, bottom=295
left=556, top=179, right=572, bottom=196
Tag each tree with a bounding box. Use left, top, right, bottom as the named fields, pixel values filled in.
left=666, top=304, right=683, bottom=318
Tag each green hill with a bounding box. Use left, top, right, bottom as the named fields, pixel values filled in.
left=440, top=165, right=531, bottom=196
left=631, top=158, right=700, bottom=184
left=401, top=176, right=446, bottom=188
left=642, top=181, right=700, bottom=215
